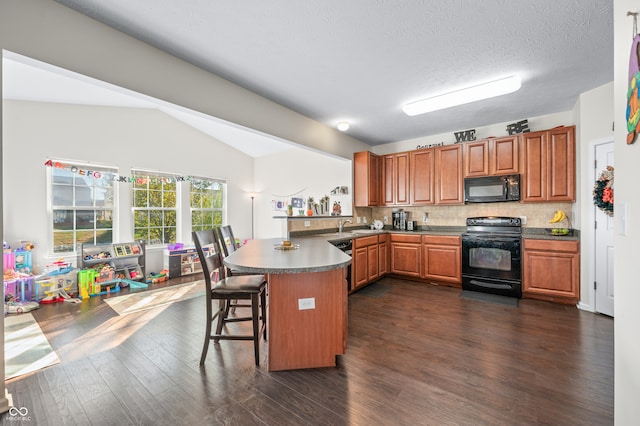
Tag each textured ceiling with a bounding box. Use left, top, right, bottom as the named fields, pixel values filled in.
left=53, top=0, right=613, bottom=145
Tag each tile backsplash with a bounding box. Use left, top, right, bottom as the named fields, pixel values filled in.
left=287, top=202, right=575, bottom=233
left=366, top=202, right=575, bottom=228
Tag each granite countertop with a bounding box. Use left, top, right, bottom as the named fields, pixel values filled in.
left=223, top=237, right=351, bottom=274
left=292, top=226, right=580, bottom=242
left=522, top=228, right=580, bottom=241
left=293, top=226, right=466, bottom=242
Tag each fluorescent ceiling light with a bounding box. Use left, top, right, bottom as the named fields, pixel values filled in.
left=402, top=75, right=521, bottom=116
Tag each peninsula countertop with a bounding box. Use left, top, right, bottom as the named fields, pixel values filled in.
left=223, top=237, right=351, bottom=274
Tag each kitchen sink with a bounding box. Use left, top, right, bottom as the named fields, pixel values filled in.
left=350, top=229, right=382, bottom=234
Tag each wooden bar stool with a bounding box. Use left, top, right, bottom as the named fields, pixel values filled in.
left=192, top=229, right=267, bottom=366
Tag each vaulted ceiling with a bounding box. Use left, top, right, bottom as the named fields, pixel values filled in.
left=22, top=1, right=616, bottom=147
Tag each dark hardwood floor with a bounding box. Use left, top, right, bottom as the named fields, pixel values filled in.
left=2, top=277, right=613, bottom=425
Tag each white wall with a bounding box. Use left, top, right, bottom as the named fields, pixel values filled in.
left=574, top=82, right=614, bottom=312
left=613, top=1, right=640, bottom=422
left=2, top=100, right=254, bottom=272
left=253, top=149, right=352, bottom=239
left=372, top=110, right=574, bottom=155
left=0, top=0, right=369, bottom=160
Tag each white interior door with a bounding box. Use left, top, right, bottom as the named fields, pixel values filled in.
left=594, top=141, right=614, bottom=317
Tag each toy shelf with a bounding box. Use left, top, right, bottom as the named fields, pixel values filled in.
left=78, top=241, right=146, bottom=282
left=163, top=246, right=207, bottom=278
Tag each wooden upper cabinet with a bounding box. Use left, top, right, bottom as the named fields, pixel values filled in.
left=463, top=140, right=490, bottom=177
left=547, top=127, right=575, bottom=201
left=435, top=144, right=464, bottom=204
left=381, top=152, right=410, bottom=206
left=463, top=136, right=518, bottom=177
left=491, top=136, right=519, bottom=175
left=410, top=149, right=435, bottom=205
left=353, top=151, right=379, bottom=207
left=521, top=126, right=575, bottom=202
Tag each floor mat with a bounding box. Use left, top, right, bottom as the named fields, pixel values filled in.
left=4, top=312, right=60, bottom=380
left=104, top=281, right=205, bottom=315
left=460, top=290, right=519, bottom=307
left=356, top=282, right=393, bottom=298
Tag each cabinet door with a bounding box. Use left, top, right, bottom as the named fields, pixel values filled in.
left=367, top=245, right=379, bottom=282
left=491, top=136, right=519, bottom=175
left=435, top=144, right=463, bottom=204
left=410, top=149, right=435, bottom=204
left=390, top=242, right=421, bottom=277
left=354, top=151, right=379, bottom=207
left=378, top=239, right=389, bottom=276
left=353, top=246, right=369, bottom=289
left=463, top=140, right=489, bottom=177
left=523, top=239, right=580, bottom=303
left=381, top=153, right=409, bottom=206
left=521, top=127, right=575, bottom=202
left=395, top=152, right=410, bottom=205
left=520, top=130, right=547, bottom=202
left=547, top=126, right=575, bottom=201
left=421, top=236, right=461, bottom=283
left=381, top=155, right=395, bottom=205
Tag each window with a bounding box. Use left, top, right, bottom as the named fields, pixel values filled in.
left=49, top=161, right=116, bottom=253
left=190, top=177, right=225, bottom=232
left=132, top=170, right=177, bottom=245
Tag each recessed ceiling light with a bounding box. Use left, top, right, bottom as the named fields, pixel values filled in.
left=337, top=122, right=350, bottom=131
left=402, top=75, right=521, bottom=116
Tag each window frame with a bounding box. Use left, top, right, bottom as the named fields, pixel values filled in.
left=47, top=159, right=118, bottom=255
left=189, top=176, right=226, bottom=233
left=131, top=169, right=180, bottom=247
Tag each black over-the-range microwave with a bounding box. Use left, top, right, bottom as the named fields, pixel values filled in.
left=464, top=174, right=520, bottom=203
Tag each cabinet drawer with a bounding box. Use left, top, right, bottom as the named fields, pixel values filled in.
left=354, top=235, right=378, bottom=248
left=390, top=233, right=422, bottom=244
left=524, top=239, right=579, bottom=253
left=421, top=235, right=461, bottom=246
left=378, top=233, right=389, bottom=243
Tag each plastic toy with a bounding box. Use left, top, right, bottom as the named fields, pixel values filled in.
left=37, top=275, right=79, bottom=304
left=5, top=293, right=39, bottom=314
left=146, top=269, right=169, bottom=284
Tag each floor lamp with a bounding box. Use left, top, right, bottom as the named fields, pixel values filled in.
left=249, top=193, right=256, bottom=239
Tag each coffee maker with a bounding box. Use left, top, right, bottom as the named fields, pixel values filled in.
left=392, top=210, right=408, bottom=230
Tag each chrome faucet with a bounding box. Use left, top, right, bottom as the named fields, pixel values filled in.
left=338, top=219, right=353, bottom=233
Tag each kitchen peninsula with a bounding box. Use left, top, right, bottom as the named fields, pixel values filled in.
left=223, top=238, right=351, bottom=371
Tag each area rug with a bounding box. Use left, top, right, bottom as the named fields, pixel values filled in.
left=104, top=281, right=205, bottom=316
left=356, top=282, right=393, bottom=298
left=460, top=290, right=519, bottom=307
left=4, top=312, right=60, bottom=380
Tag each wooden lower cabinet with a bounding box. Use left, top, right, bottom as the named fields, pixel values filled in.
left=390, top=234, right=422, bottom=277
left=420, top=235, right=461, bottom=284
left=352, top=235, right=382, bottom=291
left=523, top=239, right=580, bottom=304
left=378, top=234, right=389, bottom=275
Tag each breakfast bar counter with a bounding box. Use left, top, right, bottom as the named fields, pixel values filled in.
left=224, top=238, right=351, bottom=371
